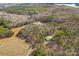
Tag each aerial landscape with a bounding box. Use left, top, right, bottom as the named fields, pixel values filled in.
left=0, top=3, right=79, bottom=56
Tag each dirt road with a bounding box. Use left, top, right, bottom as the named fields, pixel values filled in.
left=0, top=26, right=29, bottom=56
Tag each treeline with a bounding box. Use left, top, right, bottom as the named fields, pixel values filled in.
left=2, top=6, right=49, bottom=15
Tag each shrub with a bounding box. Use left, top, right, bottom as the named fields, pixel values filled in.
left=55, top=31, right=65, bottom=37
left=48, top=22, right=58, bottom=26
left=0, top=18, right=13, bottom=38
left=0, top=18, right=12, bottom=28
left=69, top=14, right=79, bottom=22
left=63, top=27, right=76, bottom=38
left=47, top=15, right=56, bottom=19
left=0, top=26, right=13, bottom=38
left=31, top=46, right=46, bottom=56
